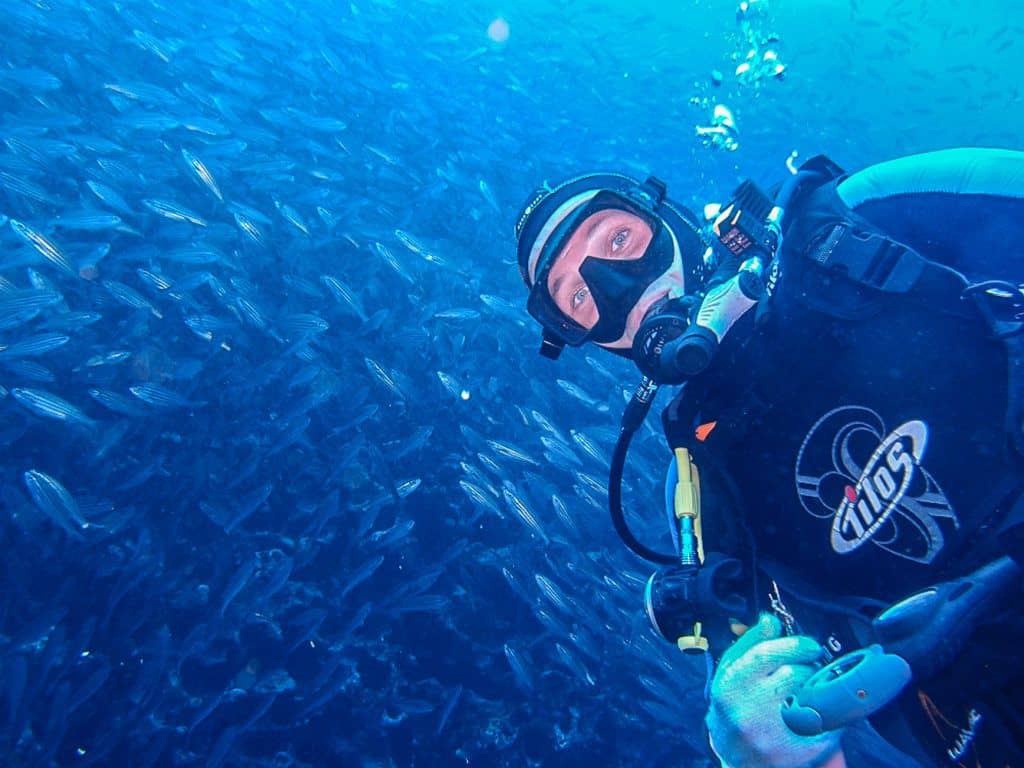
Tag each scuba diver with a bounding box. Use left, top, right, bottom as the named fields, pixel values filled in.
left=513, top=147, right=1024, bottom=767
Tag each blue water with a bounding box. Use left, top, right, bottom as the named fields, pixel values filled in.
left=0, top=0, right=1019, bottom=765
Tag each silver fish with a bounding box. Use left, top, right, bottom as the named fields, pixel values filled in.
left=365, top=357, right=404, bottom=399
left=373, top=242, right=413, bottom=283
left=181, top=148, right=223, bottom=201
left=142, top=198, right=207, bottom=226
left=281, top=313, right=328, bottom=337
left=1, top=172, right=56, bottom=204
left=8, top=219, right=74, bottom=273
left=24, top=470, right=92, bottom=538
left=88, top=388, right=145, bottom=417
left=436, top=371, right=461, bottom=397
left=502, top=484, right=549, bottom=542
left=459, top=480, right=500, bottom=519
left=535, top=574, right=570, bottom=612
left=54, top=211, right=123, bottom=232
left=11, top=388, right=96, bottom=426
left=503, top=644, right=534, bottom=693
left=129, top=383, right=206, bottom=409
left=486, top=439, right=539, bottom=466
left=2, top=359, right=55, bottom=382
left=0, top=332, right=70, bottom=358
left=320, top=275, right=367, bottom=320
left=102, top=280, right=163, bottom=318
left=396, top=478, right=422, bottom=498
left=433, top=308, right=480, bottom=321
left=479, top=179, right=501, bottom=213
left=275, top=200, right=309, bottom=235
left=557, top=378, right=608, bottom=412
left=233, top=212, right=265, bottom=245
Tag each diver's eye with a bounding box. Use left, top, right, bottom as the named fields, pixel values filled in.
left=611, top=229, right=630, bottom=252
left=571, top=284, right=590, bottom=310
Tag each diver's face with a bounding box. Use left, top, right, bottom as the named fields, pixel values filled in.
left=543, top=208, right=654, bottom=330
left=538, top=208, right=684, bottom=351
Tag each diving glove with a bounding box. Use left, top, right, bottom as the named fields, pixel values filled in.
left=705, top=613, right=844, bottom=768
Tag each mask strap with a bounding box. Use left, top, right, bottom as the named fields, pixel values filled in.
left=540, top=330, right=565, bottom=359
left=630, top=176, right=668, bottom=210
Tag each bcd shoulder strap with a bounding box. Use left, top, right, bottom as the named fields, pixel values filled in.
left=777, top=171, right=1024, bottom=462
left=777, top=179, right=976, bottom=321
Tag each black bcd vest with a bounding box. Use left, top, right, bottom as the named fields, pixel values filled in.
left=663, top=157, right=1023, bottom=597
left=661, top=157, right=1024, bottom=765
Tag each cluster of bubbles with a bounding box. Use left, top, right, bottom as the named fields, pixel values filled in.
left=695, top=104, right=739, bottom=153
left=692, top=0, right=788, bottom=152
left=733, top=0, right=787, bottom=86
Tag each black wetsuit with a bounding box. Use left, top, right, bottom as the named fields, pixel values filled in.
left=662, top=149, right=1024, bottom=767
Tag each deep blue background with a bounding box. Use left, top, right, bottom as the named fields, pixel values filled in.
left=0, top=0, right=1019, bottom=766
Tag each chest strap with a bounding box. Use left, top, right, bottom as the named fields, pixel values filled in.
left=804, top=218, right=975, bottom=319
left=796, top=188, right=1024, bottom=458
left=964, top=283, right=1024, bottom=459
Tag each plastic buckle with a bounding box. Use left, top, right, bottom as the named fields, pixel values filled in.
left=811, top=225, right=923, bottom=293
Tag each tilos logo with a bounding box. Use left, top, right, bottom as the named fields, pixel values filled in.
left=794, top=406, right=958, bottom=563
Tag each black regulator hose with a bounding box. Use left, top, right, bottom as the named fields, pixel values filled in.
left=609, top=377, right=678, bottom=565
left=609, top=168, right=834, bottom=566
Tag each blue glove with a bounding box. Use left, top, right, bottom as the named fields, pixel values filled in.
left=705, top=613, right=844, bottom=768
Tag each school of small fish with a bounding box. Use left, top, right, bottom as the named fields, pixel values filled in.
left=0, top=0, right=1015, bottom=766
